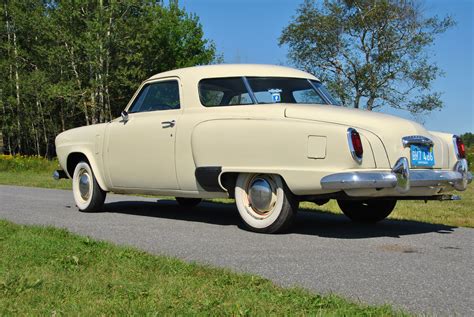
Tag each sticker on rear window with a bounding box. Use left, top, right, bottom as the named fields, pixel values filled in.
left=268, top=89, right=282, bottom=103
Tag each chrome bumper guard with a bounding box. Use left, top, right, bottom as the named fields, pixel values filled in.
left=53, top=169, right=68, bottom=180
left=321, top=158, right=472, bottom=193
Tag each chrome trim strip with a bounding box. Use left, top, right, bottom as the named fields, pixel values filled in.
left=241, top=76, right=258, bottom=104
left=347, top=128, right=363, bottom=164
left=402, top=135, right=434, bottom=147
left=307, top=79, right=332, bottom=105
left=321, top=159, right=472, bottom=191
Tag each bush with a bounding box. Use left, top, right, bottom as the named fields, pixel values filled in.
left=0, top=155, right=59, bottom=173
left=467, top=147, right=474, bottom=172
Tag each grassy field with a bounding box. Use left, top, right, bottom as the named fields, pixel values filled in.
left=0, top=220, right=405, bottom=316
left=0, top=155, right=71, bottom=189
left=1, top=154, right=473, bottom=228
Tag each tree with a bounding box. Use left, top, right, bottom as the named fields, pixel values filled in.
left=0, top=0, right=218, bottom=156
left=460, top=132, right=474, bottom=147
left=279, top=0, right=454, bottom=114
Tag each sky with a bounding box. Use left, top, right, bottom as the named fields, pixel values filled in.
left=178, top=0, right=473, bottom=135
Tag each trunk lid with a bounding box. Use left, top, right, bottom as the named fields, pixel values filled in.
left=285, top=104, right=448, bottom=168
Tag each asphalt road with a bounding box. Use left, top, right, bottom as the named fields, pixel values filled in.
left=1, top=185, right=473, bottom=316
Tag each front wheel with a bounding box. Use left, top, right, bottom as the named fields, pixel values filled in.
left=337, top=199, right=397, bottom=223
left=72, top=161, right=106, bottom=212
left=235, top=173, right=299, bottom=233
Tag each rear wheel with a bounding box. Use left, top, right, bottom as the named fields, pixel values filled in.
left=337, top=199, right=397, bottom=223
left=175, top=197, right=202, bottom=208
left=235, top=173, right=299, bottom=233
left=72, top=161, right=106, bottom=212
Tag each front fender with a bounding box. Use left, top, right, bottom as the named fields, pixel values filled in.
left=55, top=124, right=109, bottom=191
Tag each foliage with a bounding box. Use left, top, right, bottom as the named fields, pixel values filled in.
left=460, top=132, right=474, bottom=147
left=0, top=0, right=217, bottom=156
left=280, top=0, right=454, bottom=114
left=0, top=220, right=405, bottom=315
left=466, top=146, right=474, bottom=173
left=0, top=154, right=59, bottom=172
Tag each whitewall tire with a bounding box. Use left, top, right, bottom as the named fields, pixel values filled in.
left=72, top=161, right=106, bottom=212
left=235, top=173, right=299, bottom=233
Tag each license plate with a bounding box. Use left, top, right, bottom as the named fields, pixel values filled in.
left=410, top=144, right=435, bottom=167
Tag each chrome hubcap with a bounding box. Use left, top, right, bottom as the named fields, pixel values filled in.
left=78, top=171, right=91, bottom=200
left=248, top=177, right=274, bottom=213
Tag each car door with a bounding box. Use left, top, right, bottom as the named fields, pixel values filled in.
left=105, top=78, right=181, bottom=190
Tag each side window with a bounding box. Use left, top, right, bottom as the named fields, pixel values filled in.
left=199, top=77, right=253, bottom=107
left=129, top=80, right=180, bottom=113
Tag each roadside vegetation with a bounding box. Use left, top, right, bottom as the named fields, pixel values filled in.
left=1, top=2, right=217, bottom=158
left=0, top=220, right=405, bottom=316
left=0, top=155, right=71, bottom=189
left=1, top=151, right=473, bottom=228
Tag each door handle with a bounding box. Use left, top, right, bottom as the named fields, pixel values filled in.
left=161, top=120, right=175, bottom=128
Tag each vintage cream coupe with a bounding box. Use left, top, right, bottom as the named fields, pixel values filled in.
left=54, top=64, right=472, bottom=233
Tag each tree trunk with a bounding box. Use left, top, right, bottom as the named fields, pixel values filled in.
left=104, top=3, right=113, bottom=121
left=0, top=89, right=7, bottom=154
left=367, top=96, right=375, bottom=111
left=13, top=30, right=22, bottom=154
left=36, top=97, right=48, bottom=156
left=32, top=122, right=40, bottom=156
left=65, top=42, right=90, bottom=125
left=90, top=87, right=98, bottom=125
left=59, top=104, right=65, bottom=132
left=4, top=4, right=12, bottom=154
left=353, top=93, right=361, bottom=109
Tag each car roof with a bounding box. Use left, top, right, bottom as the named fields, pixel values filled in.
left=147, top=64, right=319, bottom=81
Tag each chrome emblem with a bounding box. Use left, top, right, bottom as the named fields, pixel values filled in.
left=402, top=135, right=433, bottom=147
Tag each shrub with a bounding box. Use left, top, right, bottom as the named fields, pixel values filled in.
left=0, top=155, right=59, bottom=172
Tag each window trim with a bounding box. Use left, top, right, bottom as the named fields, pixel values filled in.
left=307, top=79, right=336, bottom=105
left=125, top=77, right=182, bottom=114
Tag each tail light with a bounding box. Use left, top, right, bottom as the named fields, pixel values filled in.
left=347, top=128, right=363, bottom=163
left=453, top=135, right=466, bottom=159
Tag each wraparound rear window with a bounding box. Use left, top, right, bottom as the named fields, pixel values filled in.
left=199, top=77, right=253, bottom=107
left=198, top=77, right=336, bottom=107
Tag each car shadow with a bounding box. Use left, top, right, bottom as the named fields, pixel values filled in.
left=102, top=199, right=456, bottom=239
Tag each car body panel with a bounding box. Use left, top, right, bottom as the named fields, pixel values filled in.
left=55, top=124, right=109, bottom=191
left=55, top=64, right=471, bottom=199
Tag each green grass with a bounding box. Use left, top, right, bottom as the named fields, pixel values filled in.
left=0, top=170, right=72, bottom=189
left=0, top=154, right=473, bottom=228
left=298, top=186, right=474, bottom=228
left=0, top=220, right=405, bottom=316
left=0, top=155, right=72, bottom=189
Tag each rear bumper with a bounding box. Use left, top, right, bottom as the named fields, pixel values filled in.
left=321, top=158, right=472, bottom=193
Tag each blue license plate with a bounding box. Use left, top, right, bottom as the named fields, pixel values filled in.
left=410, top=144, right=435, bottom=167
